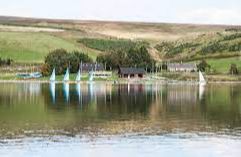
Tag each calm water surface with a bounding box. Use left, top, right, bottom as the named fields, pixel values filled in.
left=0, top=82, right=241, bottom=157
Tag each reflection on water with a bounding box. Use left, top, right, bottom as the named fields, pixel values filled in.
left=63, top=83, right=70, bottom=103
left=76, top=83, right=82, bottom=105
left=0, top=82, right=241, bottom=157
left=50, top=82, right=55, bottom=103
left=199, top=84, right=205, bottom=100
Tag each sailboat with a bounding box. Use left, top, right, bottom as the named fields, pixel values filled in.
left=50, top=68, right=56, bottom=82
left=89, top=69, right=94, bottom=82
left=63, top=68, right=70, bottom=82
left=76, top=69, right=81, bottom=82
left=199, top=71, right=207, bottom=85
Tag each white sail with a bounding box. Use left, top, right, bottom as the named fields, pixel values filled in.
left=50, top=68, right=56, bottom=82
left=76, top=69, right=81, bottom=82
left=199, top=71, right=206, bottom=85
left=63, top=68, right=70, bottom=82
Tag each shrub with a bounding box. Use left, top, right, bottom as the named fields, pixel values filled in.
left=40, top=64, right=50, bottom=76
left=229, top=64, right=239, bottom=75
left=223, top=33, right=241, bottom=41
left=0, top=58, right=13, bottom=66
left=197, top=60, right=211, bottom=72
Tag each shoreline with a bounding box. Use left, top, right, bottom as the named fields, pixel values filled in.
left=1, top=79, right=241, bottom=84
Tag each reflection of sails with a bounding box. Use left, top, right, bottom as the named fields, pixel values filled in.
left=199, top=84, right=205, bottom=100
left=88, top=82, right=94, bottom=100
left=63, top=83, right=70, bottom=102
left=76, top=83, right=82, bottom=105
left=50, top=82, right=56, bottom=103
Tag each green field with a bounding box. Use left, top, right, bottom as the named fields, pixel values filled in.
left=207, top=57, right=241, bottom=74
left=0, top=32, right=81, bottom=63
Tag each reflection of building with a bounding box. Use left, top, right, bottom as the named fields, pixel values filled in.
left=118, top=67, right=145, bottom=78
left=167, top=85, right=198, bottom=106
left=167, top=63, right=197, bottom=72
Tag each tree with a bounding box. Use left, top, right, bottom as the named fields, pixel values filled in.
left=45, top=49, right=69, bottom=75
left=68, top=51, right=93, bottom=73
left=197, top=60, right=211, bottom=72
left=229, top=64, right=239, bottom=75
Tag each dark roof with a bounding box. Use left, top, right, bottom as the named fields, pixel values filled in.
left=81, top=63, right=104, bottom=71
left=119, top=67, right=146, bottom=75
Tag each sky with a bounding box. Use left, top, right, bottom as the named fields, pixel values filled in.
left=0, top=0, right=241, bottom=25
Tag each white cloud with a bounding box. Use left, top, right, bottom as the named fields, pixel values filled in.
left=178, top=8, right=241, bottom=25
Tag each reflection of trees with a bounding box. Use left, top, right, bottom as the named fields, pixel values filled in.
left=0, top=83, right=44, bottom=106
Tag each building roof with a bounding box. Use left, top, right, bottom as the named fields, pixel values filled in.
left=167, top=63, right=197, bottom=70
left=119, top=67, right=146, bottom=75
left=81, top=63, right=104, bottom=71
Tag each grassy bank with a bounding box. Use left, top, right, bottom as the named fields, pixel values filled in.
left=161, top=72, right=241, bottom=82
left=0, top=73, right=119, bottom=82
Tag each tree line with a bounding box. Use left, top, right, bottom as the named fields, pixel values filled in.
left=96, top=45, right=155, bottom=71
left=0, top=58, right=13, bottom=66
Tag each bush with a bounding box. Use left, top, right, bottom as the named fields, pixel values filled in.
left=197, top=60, right=211, bottom=72
left=229, top=64, right=239, bottom=75
left=40, top=64, right=50, bottom=76
left=0, top=58, right=13, bottom=66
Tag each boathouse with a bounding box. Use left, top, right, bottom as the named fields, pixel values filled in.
left=167, top=63, right=197, bottom=72
left=118, top=67, right=146, bottom=78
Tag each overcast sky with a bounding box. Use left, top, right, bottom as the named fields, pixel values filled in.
left=0, top=0, right=240, bottom=25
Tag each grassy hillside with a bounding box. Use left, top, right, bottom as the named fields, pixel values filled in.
left=0, top=32, right=82, bottom=63
left=155, top=32, right=241, bottom=61
left=0, top=16, right=241, bottom=67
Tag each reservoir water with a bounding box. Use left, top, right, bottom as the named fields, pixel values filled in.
left=0, top=82, right=240, bottom=157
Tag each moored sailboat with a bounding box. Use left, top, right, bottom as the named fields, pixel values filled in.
left=63, top=68, right=70, bottom=82
left=76, top=69, right=81, bottom=82
left=89, top=69, right=94, bottom=82
left=50, top=68, right=56, bottom=82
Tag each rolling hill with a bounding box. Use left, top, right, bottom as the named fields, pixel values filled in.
left=0, top=15, right=240, bottom=66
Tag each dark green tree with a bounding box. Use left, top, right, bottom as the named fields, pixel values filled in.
left=229, top=64, right=239, bottom=75
left=44, top=49, right=69, bottom=75
left=197, top=60, right=211, bottom=72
